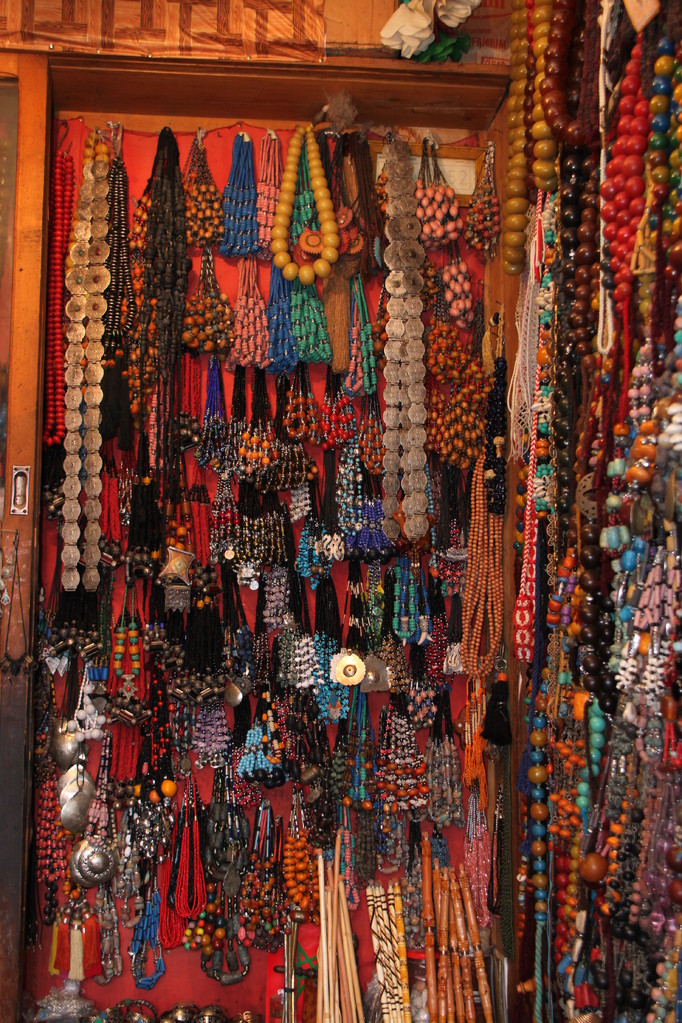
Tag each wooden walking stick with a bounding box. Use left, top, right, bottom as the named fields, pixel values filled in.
left=437, top=870, right=455, bottom=1023
left=318, top=850, right=331, bottom=1023
left=392, top=884, right=413, bottom=1023
left=421, top=837, right=438, bottom=1023
left=449, top=872, right=475, bottom=1023
left=447, top=876, right=466, bottom=1023
left=339, top=875, right=366, bottom=1023
left=459, top=867, right=494, bottom=1023
left=367, top=885, right=394, bottom=1023
left=336, top=916, right=354, bottom=1023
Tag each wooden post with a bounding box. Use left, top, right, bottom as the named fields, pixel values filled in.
left=0, top=52, right=50, bottom=1023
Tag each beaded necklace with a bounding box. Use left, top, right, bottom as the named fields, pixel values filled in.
left=230, top=255, right=269, bottom=369
left=342, top=688, right=377, bottom=812
left=460, top=456, right=503, bottom=680
left=43, top=143, right=73, bottom=450
left=376, top=694, right=428, bottom=817
left=183, top=247, right=234, bottom=359
left=62, top=129, right=110, bottom=592
left=220, top=132, right=259, bottom=257
left=130, top=872, right=165, bottom=989
left=183, top=128, right=223, bottom=249
left=291, top=276, right=332, bottom=364
left=271, top=126, right=338, bottom=283
left=375, top=568, right=411, bottom=693
left=313, top=574, right=347, bottom=723
left=464, top=142, right=500, bottom=261
left=284, top=361, right=321, bottom=445
left=100, top=125, right=134, bottom=449
left=266, top=267, right=298, bottom=374
left=426, top=689, right=463, bottom=828
left=238, top=800, right=286, bottom=949
left=283, top=787, right=320, bottom=921
left=256, top=129, right=281, bottom=259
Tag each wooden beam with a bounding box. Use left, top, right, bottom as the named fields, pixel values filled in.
left=49, top=53, right=510, bottom=131
left=0, top=51, right=50, bottom=1023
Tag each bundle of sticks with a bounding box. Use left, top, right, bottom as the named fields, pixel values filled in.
left=365, top=882, right=411, bottom=1023
left=421, top=836, right=494, bottom=1023
left=317, top=834, right=364, bottom=1023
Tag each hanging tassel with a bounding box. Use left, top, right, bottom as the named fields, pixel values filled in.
left=117, top=351, right=134, bottom=451
left=481, top=676, right=512, bottom=746
left=82, top=914, right=102, bottom=978
left=68, top=923, right=85, bottom=981
left=48, top=921, right=61, bottom=975
left=53, top=919, right=71, bottom=974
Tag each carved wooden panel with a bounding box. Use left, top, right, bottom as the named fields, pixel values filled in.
left=0, top=0, right=324, bottom=60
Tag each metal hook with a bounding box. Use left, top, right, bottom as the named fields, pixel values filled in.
left=56, top=119, right=69, bottom=152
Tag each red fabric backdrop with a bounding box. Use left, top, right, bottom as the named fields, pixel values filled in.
left=25, top=118, right=484, bottom=1017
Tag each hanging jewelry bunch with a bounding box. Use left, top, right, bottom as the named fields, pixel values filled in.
left=506, top=6, right=682, bottom=1022
left=32, top=113, right=506, bottom=1020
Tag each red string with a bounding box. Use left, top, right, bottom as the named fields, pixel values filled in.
left=109, top=472, right=121, bottom=543
left=99, top=468, right=111, bottom=540
left=157, top=853, right=187, bottom=949
left=191, top=351, right=202, bottom=421
left=174, top=775, right=206, bottom=919
left=618, top=304, right=631, bottom=425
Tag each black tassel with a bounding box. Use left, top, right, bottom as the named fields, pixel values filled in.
left=482, top=679, right=512, bottom=746
left=117, top=352, right=133, bottom=451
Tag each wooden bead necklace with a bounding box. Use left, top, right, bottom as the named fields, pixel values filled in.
left=530, top=0, right=558, bottom=194
left=425, top=343, right=491, bottom=469
left=283, top=787, right=320, bottom=921
left=270, top=125, right=339, bottom=283
left=358, top=392, right=385, bottom=476
left=464, top=141, right=501, bottom=261
left=234, top=367, right=280, bottom=485
left=44, top=144, right=73, bottom=448
left=442, top=253, right=474, bottom=331
left=183, top=128, right=223, bottom=249
left=262, top=373, right=315, bottom=493
left=415, top=136, right=464, bottom=249
left=283, top=361, right=322, bottom=444
left=182, top=247, right=234, bottom=357
left=501, top=0, right=530, bottom=275
left=540, top=0, right=594, bottom=146
left=238, top=800, right=287, bottom=950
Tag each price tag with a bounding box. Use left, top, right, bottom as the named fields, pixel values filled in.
left=623, top=0, right=659, bottom=33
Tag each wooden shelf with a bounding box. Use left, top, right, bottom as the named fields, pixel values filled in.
left=49, top=53, right=509, bottom=131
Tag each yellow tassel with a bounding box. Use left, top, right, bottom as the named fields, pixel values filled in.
left=48, top=923, right=59, bottom=976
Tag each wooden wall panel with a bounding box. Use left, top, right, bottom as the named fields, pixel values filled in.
left=0, top=52, right=50, bottom=1023
left=0, top=0, right=325, bottom=59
